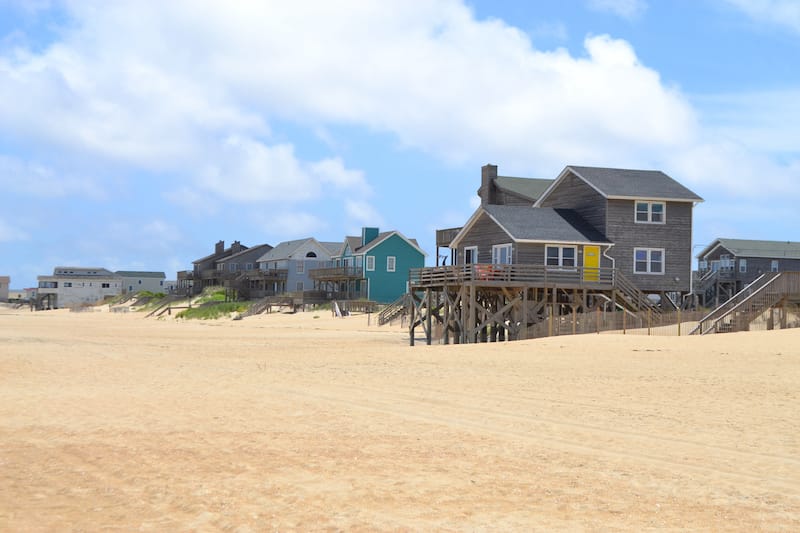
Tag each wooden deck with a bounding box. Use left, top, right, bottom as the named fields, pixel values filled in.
left=410, top=264, right=615, bottom=290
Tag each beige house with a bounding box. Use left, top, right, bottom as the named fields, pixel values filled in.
left=37, top=267, right=122, bottom=309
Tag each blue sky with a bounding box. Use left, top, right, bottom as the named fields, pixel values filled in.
left=1, top=0, right=799, bottom=288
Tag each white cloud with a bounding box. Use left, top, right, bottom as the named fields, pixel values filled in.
left=345, top=200, right=384, bottom=227
left=586, top=0, right=648, bottom=20
left=251, top=211, right=325, bottom=239
left=0, top=154, right=102, bottom=198
left=724, top=0, right=800, bottom=33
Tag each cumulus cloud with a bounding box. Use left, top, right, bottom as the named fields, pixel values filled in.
left=0, top=154, right=102, bottom=198
left=586, top=0, right=648, bottom=20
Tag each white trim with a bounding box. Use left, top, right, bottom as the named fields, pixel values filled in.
left=386, top=256, right=396, bottom=272
left=634, top=200, right=666, bottom=224
left=463, top=246, right=478, bottom=264
left=545, top=244, right=577, bottom=269
left=515, top=238, right=608, bottom=246
left=609, top=195, right=701, bottom=203
left=356, top=230, right=427, bottom=257
left=366, top=256, right=375, bottom=271
left=449, top=208, right=514, bottom=249
left=633, top=247, right=665, bottom=275
left=492, top=243, right=513, bottom=264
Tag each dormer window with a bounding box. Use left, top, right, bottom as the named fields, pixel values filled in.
left=635, top=201, right=665, bottom=224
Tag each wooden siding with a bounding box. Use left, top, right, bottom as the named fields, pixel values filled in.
left=538, top=171, right=607, bottom=232
left=703, top=245, right=800, bottom=285
left=606, top=199, right=693, bottom=292
left=457, top=213, right=514, bottom=264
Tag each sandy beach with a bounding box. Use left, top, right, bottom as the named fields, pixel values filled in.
left=1, top=304, right=798, bottom=531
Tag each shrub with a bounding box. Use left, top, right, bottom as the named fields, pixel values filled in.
left=176, top=302, right=248, bottom=320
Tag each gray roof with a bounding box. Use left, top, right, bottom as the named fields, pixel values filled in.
left=699, top=238, right=800, bottom=260
left=565, top=166, right=703, bottom=202
left=218, top=243, right=273, bottom=262
left=115, top=271, right=166, bottom=278
left=495, top=176, right=554, bottom=203
left=320, top=241, right=342, bottom=256
left=355, top=231, right=426, bottom=255
left=256, top=238, right=337, bottom=262
left=483, top=205, right=610, bottom=243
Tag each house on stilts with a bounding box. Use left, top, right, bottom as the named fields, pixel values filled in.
left=409, top=164, right=705, bottom=345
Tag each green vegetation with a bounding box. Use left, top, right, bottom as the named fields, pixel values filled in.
left=196, top=288, right=227, bottom=304
left=176, top=302, right=248, bottom=320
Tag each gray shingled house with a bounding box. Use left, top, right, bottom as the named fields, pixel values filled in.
left=695, top=238, right=800, bottom=306
left=448, top=163, right=703, bottom=302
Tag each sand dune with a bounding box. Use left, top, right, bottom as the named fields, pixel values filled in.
left=1, top=305, right=798, bottom=531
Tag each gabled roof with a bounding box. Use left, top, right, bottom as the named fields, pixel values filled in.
left=495, top=176, right=554, bottom=203
left=354, top=231, right=427, bottom=257
left=337, top=236, right=362, bottom=258
left=451, top=205, right=610, bottom=248
left=320, top=241, right=342, bottom=256
left=192, top=244, right=248, bottom=264
left=697, top=238, right=800, bottom=260
left=537, top=165, right=703, bottom=204
left=115, top=271, right=166, bottom=278
left=256, top=237, right=335, bottom=263
left=217, top=243, right=273, bottom=263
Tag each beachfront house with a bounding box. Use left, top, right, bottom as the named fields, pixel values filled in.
left=695, top=238, right=800, bottom=307
left=178, top=240, right=249, bottom=295
left=254, top=238, right=340, bottom=297
left=325, top=227, right=426, bottom=304
left=116, top=271, right=167, bottom=295
left=447, top=164, right=702, bottom=300
left=36, top=267, right=123, bottom=309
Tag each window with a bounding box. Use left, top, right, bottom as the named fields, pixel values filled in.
left=772, top=260, right=779, bottom=272
left=101, top=283, right=111, bottom=288
left=296, top=281, right=304, bottom=291
left=356, top=256, right=363, bottom=267
left=138, top=279, right=142, bottom=284
left=545, top=245, right=576, bottom=269
left=492, top=244, right=512, bottom=264
left=229, top=263, right=237, bottom=272
left=635, top=201, right=666, bottom=224
left=306, top=251, right=317, bottom=258
left=217, top=263, right=224, bottom=271
left=387, top=256, right=396, bottom=272
left=64, top=282, right=72, bottom=288
left=739, top=259, right=747, bottom=273
left=160, top=280, right=164, bottom=286
left=698, top=260, right=708, bottom=271
left=246, top=263, right=253, bottom=271
left=366, top=256, right=375, bottom=271
left=463, top=246, right=477, bottom=264
left=634, top=248, right=664, bottom=274
left=296, top=262, right=304, bottom=274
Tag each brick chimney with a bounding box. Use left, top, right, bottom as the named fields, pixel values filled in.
left=479, top=164, right=498, bottom=206
left=231, top=240, right=242, bottom=254
left=215, top=240, right=224, bottom=254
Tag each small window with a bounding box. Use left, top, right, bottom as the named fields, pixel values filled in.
left=160, top=280, right=164, bottom=286
left=296, top=262, right=304, bottom=274
left=635, top=201, right=666, bottom=224
left=463, top=246, right=477, bottom=264
left=739, top=259, right=747, bottom=273
left=296, top=281, right=304, bottom=291
left=101, top=283, right=111, bottom=288
left=138, top=279, right=142, bottom=284
left=246, top=263, right=253, bottom=271
left=366, top=256, right=375, bottom=271
left=356, top=256, right=363, bottom=267
left=387, top=256, right=396, bottom=272
left=306, top=251, right=317, bottom=258
left=634, top=248, right=665, bottom=274
left=64, top=282, right=72, bottom=288
left=771, top=260, right=779, bottom=272
left=545, top=245, right=577, bottom=269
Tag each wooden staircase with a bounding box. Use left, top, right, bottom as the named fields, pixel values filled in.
left=690, top=272, right=800, bottom=335
left=378, top=294, right=410, bottom=325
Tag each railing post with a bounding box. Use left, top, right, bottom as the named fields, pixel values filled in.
left=677, top=307, right=681, bottom=336
left=622, top=308, right=626, bottom=335
left=647, top=308, right=652, bottom=336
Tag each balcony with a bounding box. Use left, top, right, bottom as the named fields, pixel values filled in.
left=309, top=266, right=364, bottom=281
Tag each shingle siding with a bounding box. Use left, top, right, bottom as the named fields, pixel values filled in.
left=606, top=200, right=693, bottom=292
left=456, top=213, right=512, bottom=264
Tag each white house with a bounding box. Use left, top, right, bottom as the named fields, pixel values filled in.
left=37, top=267, right=123, bottom=308
left=116, top=271, right=167, bottom=294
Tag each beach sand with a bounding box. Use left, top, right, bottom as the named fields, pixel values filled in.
left=1, top=305, right=798, bottom=531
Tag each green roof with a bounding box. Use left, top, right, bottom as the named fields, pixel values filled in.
left=495, top=176, right=553, bottom=202
left=699, top=238, right=800, bottom=259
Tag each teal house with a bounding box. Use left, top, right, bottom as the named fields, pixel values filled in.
left=334, top=227, right=426, bottom=303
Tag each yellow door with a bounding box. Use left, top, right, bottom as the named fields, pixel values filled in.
left=583, top=245, right=600, bottom=281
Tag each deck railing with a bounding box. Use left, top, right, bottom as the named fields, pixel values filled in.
left=308, top=266, right=364, bottom=280
left=410, top=264, right=615, bottom=288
